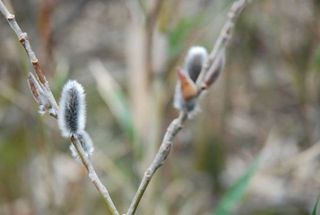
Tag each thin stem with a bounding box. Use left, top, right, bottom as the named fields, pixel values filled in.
left=127, top=112, right=188, bottom=215
left=0, top=0, right=58, bottom=116
left=71, top=136, right=120, bottom=215
left=196, top=0, right=249, bottom=86
left=0, top=1, right=120, bottom=214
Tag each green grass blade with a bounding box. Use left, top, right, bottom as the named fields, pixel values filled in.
left=213, top=157, right=261, bottom=215
left=312, top=196, right=320, bottom=215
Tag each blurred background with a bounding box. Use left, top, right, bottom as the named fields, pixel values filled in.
left=0, top=0, right=320, bottom=214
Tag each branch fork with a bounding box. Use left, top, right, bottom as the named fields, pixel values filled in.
left=0, top=0, right=249, bottom=214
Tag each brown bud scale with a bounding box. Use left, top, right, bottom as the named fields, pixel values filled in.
left=32, top=62, right=47, bottom=85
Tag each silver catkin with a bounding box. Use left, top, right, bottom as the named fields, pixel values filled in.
left=58, top=80, right=86, bottom=137
left=174, top=46, right=207, bottom=113
left=184, top=46, right=208, bottom=82
left=69, top=131, right=94, bottom=161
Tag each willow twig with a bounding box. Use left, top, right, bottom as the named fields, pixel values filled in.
left=197, top=0, right=249, bottom=87
left=126, top=1, right=249, bottom=214
left=127, top=112, right=188, bottom=215
left=0, top=0, right=58, bottom=117
left=71, top=136, right=119, bottom=215
left=0, top=1, right=120, bottom=214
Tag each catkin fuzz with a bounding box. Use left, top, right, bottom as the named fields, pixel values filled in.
left=58, top=80, right=86, bottom=137
left=69, top=131, right=94, bottom=161
left=184, top=46, right=208, bottom=82
left=174, top=46, right=208, bottom=113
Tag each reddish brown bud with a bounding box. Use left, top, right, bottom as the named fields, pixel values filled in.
left=32, top=62, right=47, bottom=85
left=178, top=68, right=197, bottom=101
left=27, top=72, right=51, bottom=115
left=27, top=73, right=41, bottom=103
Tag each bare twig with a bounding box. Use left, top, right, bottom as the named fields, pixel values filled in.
left=127, top=112, right=188, bottom=215
left=197, top=0, right=249, bottom=88
left=0, top=1, right=120, bottom=214
left=126, top=1, right=249, bottom=214
left=0, top=0, right=58, bottom=117
left=71, top=136, right=119, bottom=215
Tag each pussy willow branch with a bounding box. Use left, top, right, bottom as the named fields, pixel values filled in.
left=0, top=1, right=58, bottom=117
left=197, top=0, right=249, bottom=87
left=127, top=112, right=188, bottom=215
left=0, top=1, right=119, bottom=215
left=71, top=136, right=119, bottom=215
left=127, top=0, right=249, bottom=214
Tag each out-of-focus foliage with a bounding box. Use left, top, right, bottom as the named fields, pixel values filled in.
left=312, top=197, right=320, bottom=215
left=213, top=157, right=261, bottom=215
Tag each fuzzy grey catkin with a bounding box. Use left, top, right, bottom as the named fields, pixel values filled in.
left=174, top=46, right=208, bottom=113
left=69, top=131, right=94, bottom=161
left=184, top=46, right=208, bottom=82
left=58, top=80, right=86, bottom=137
